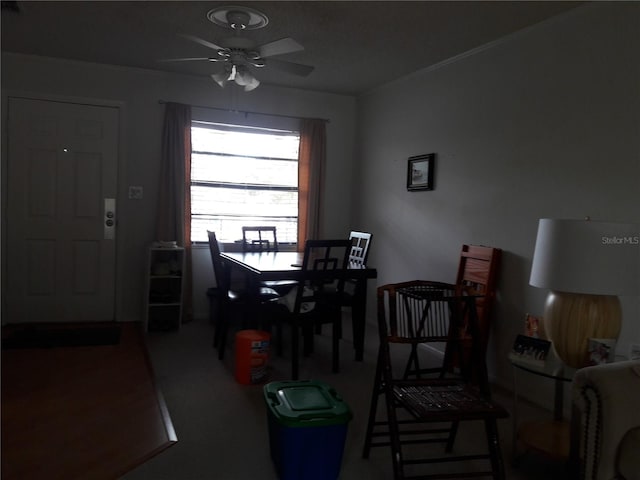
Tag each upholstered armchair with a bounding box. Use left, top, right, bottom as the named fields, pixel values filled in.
left=571, top=360, right=640, bottom=480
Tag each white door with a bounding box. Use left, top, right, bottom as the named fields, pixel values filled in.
left=6, top=97, right=119, bottom=323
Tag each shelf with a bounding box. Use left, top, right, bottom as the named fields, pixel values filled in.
left=144, top=246, right=185, bottom=332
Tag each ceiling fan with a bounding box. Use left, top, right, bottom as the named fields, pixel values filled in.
left=159, top=5, right=314, bottom=91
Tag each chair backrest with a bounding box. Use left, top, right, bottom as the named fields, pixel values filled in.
left=377, top=280, right=489, bottom=389
left=207, top=230, right=230, bottom=292
left=242, top=226, right=279, bottom=253
left=292, top=239, right=352, bottom=314
left=455, top=244, right=500, bottom=295
left=348, top=231, right=372, bottom=268
left=454, top=244, right=501, bottom=350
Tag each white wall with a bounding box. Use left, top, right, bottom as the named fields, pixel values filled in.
left=354, top=3, right=640, bottom=403
left=1, top=54, right=357, bottom=323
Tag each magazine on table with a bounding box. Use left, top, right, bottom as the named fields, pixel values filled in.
left=509, top=334, right=551, bottom=368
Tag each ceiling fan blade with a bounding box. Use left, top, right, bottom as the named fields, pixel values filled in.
left=257, top=37, right=304, bottom=58
left=157, top=57, right=214, bottom=63
left=266, top=58, right=314, bottom=77
left=179, top=34, right=224, bottom=52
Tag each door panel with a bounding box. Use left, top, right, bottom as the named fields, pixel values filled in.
left=6, top=97, right=119, bottom=323
left=27, top=240, right=56, bottom=295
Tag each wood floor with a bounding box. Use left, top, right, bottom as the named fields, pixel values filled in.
left=1, top=322, right=176, bottom=480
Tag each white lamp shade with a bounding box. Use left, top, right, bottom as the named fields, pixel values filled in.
left=529, top=218, right=639, bottom=296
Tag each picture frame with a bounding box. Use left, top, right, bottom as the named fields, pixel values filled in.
left=407, top=153, right=435, bottom=191
left=524, top=313, right=546, bottom=339
left=588, top=338, right=616, bottom=365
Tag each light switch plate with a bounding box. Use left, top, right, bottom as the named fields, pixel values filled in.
left=128, top=186, right=143, bottom=200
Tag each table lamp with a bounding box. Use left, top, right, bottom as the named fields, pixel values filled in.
left=529, top=218, right=639, bottom=368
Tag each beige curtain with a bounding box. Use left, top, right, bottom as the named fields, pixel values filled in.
left=297, top=118, right=326, bottom=250
left=156, top=102, right=192, bottom=322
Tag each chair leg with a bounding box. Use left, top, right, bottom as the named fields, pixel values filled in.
left=362, top=347, right=384, bottom=458
left=212, top=317, right=220, bottom=349
left=385, top=385, right=404, bottom=480
left=275, top=320, right=283, bottom=357
left=445, top=420, right=459, bottom=452
left=302, top=324, right=314, bottom=356
left=485, top=418, right=505, bottom=480
left=291, top=323, right=299, bottom=380
left=213, top=300, right=224, bottom=355
left=262, top=301, right=284, bottom=357
left=212, top=297, right=223, bottom=349
left=332, top=312, right=340, bottom=373
left=216, top=301, right=233, bottom=361
left=217, top=320, right=228, bottom=360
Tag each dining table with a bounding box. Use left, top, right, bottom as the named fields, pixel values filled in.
left=220, top=250, right=378, bottom=361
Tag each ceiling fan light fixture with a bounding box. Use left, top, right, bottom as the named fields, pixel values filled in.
left=211, top=64, right=260, bottom=91
left=233, top=67, right=249, bottom=85
left=243, top=77, right=260, bottom=92
left=234, top=65, right=260, bottom=91
left=211, top=70, right=230, bottom=88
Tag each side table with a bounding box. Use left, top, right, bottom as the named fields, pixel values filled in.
left=509, top=354, right=576, bottom=462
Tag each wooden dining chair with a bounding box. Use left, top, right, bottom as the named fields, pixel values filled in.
left=241, top=226, right=279, bottom=252
left=343, top=230, right=373, bottom=322
left=362, top=281, right=508, bottom=479
left=207, top=230, right=280, bottom=360
left=316, top=231, right=372, bottom=338
left=348, top=230, right=372, bottom=268
left=241, top=225, right=297, bottom=295
left=270, top=239, right=352, bottom=380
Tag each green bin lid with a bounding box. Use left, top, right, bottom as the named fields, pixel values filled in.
left=263, top=380, right=353, bottom=427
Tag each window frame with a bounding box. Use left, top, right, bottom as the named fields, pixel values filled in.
left=189, top=117, right=301, bottom=249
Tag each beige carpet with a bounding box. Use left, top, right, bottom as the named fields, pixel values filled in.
left=121, top=318, right=570, bottom=480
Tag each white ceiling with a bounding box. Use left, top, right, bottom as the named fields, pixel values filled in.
left=1, top=1, right=583, bottom=96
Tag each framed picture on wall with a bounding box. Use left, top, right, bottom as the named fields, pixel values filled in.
left=407, top=153, right=435, bottom=191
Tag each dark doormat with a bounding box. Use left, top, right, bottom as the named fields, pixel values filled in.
left=1, top=322, right=122, bottom=349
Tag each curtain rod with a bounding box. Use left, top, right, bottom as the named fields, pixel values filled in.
left=158, top=100, right=329, bottom=123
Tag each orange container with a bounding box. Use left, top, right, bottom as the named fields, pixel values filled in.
left=235, top=330, right=271, bottom=385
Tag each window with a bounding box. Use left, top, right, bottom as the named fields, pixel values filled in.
left=190, top=121, right=300, bottom=244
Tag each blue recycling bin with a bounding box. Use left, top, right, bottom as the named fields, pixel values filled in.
left=263, top=380, right=353, bottom=480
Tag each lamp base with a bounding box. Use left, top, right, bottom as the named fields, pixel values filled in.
left=543, top=291, right=621, bottom=368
